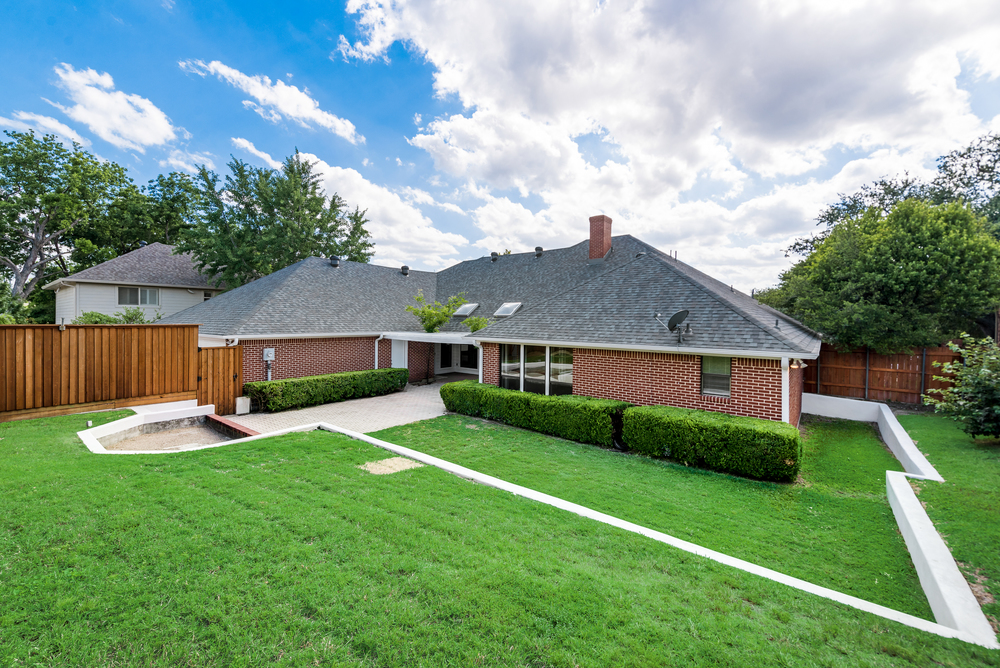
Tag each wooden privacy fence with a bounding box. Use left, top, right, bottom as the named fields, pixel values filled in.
left=1, top=324, right=200, bottom=421
left=197, top=346, right=243, bottom=416
left=803, top=342, right=960, bottom=404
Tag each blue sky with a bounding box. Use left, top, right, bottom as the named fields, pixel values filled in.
left=4, top=1, right=1000, bottom=290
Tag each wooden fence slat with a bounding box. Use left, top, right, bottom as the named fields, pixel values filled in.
left=0, top=325, right=201, bottom=420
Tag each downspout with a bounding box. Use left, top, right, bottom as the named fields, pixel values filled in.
left=373, top=334, right=386, bottom=370
left=781, top=357, right=790, bottom=424
left=474, top=339, right=483, bottom=383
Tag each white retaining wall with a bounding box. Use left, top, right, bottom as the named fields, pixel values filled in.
left=803, top=393, right=996, bottom=648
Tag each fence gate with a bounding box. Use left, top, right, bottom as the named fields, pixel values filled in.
left=197, top=346, right=243, bottom=415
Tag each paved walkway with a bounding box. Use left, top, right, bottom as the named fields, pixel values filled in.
left=227, top=375, right=475, bottom=434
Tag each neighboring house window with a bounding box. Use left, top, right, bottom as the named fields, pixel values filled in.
left=118, top=287, right=158, bottom=306
left=500, top=344, right=521, bottom=390
left=549, top=347, right=573, bottom=395
left=203, top=291, right=212, bottom=301
left=701, top=356, right=732, bottom=396
left=498, top=344, right=574, bottom=396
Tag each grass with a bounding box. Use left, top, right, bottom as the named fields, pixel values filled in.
left=373, top=414, right=928, bottom=618
left=0, top=411, right=995, bottom=666
left=897, top=414, right=1000, bottom=629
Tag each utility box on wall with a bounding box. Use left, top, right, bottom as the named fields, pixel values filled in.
left=263, top=348, right=275, bottom=361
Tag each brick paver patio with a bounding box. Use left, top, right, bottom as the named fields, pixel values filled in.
left=226, top=375, right=475, bottom=434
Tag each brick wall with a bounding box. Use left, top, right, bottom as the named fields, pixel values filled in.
left=482, top=342, right=499, bottom=385
left=789, top=363, right=803, bottom=427
left=376, top=337, right=392, bottom=369
left=572, top=349, right=782, bottom=421
left=241, top=337, right=377, bottom=382
left=408, top=341, right=434, bottom=383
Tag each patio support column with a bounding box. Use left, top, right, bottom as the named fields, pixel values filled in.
left=544, top=345, right=550, bottom=395
left=519, top=344, right=525, bottom=392
left=477, top=345, right=483, bottom=384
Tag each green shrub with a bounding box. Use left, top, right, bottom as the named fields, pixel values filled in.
left=439, top=380, right=630, bottom=447
left=623, top=406, right=801, bottom=482
left=244, top=368, right=409, bottom=412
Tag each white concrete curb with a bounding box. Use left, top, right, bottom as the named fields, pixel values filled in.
left=76, top=402, right=999, bottom=648
left=803, top=393, right=996, bottom=648
left=78, top=403, right=217, bottom=453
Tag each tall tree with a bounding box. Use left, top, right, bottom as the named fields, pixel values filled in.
left=175, top=152, right=374, bottom=288
left=931, top=133, right=1000, bottom=238
left=0, top=131, right=132, bottom=302
left=759, top=200, right=1000, bottom=353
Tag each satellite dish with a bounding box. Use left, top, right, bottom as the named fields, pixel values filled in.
left=667, top=310, right=689, bottom=332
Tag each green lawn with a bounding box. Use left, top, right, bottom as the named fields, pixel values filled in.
left=897, top=414, right=1000, bottom=629
left=0, top=411, right=995, bottom=666
left=373, top=414, right=928, bottom=618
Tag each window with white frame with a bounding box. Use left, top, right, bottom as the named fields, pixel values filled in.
left=498, top=344, right=573, bottom=395
left=701, top=356, right=731, bottom=396
left=118, top=286, right=158, bottom=306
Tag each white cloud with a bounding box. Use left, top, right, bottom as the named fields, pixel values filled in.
left=339, top=0, right=1000, bottom=290
left=0, top=111, right=90, bottom=146
left=179, top=59, right=364, bottom=144
left=159, top=149, right=215, bottom=173
left=47, top=63, right=177, bottom=152
left=231, top=137, right=283, bottom=169
left=298, top=152, right=467, bottom=268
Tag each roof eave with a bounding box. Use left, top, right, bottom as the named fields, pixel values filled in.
left=471, top=335, right=820, bottom=360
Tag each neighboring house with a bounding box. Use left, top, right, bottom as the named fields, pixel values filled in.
left=43, top=243, right=222, bottom=324
left=162, top=216, right=821, bottom=425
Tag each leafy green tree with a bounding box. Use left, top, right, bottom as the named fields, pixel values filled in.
left=932, top=133, right=1000, bottom=238
left=175, top=152, right=374, bottom=288
left=72, top=307, right=160, bottom=324
left=759, top=200, right=1000, bottom=353
left=406, top=290, right=467, bottom=333
left=924, top=333, right=1000, bottom=438
left=0, top=131, right=132, bottom=302
left=463, top=316, right=490, bottom=332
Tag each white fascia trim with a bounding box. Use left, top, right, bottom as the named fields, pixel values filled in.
left=473, top=337, right=818, bottom=361
left=227, top=332, right=385, bottom=341
left=42, top=278, right=219, bottom=291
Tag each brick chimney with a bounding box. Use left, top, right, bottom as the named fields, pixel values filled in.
left=589, top=214, right=612, bottom=262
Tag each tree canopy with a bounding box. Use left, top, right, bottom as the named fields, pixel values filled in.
left=0, top=131, right=133, bottom=303
left=759, top=200, right=1000, bottom=353
left=174, top=152, right=374, bottom=289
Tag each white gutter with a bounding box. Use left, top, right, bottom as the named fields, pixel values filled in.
left=42, top=277, right=220, bottom=291
left=473, top=336, right=819, bottom=361
left=373, top=333, right=386, bottom=369
left=781, top=357, right=790, bottom=423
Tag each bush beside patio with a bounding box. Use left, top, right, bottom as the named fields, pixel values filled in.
left=244, top=367, right=409, bottom=412
left=439, top=380, right=629, bottom=446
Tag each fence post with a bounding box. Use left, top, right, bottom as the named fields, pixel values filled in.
left=816, top=355, right=821, bottom=395
left=920, top=348, right=926, bottom=398
left=864, top=348, right=870, bottom=401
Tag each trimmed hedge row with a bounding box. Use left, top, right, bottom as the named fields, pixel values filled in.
left=439, top=380, right=630, bottom=447
left=244, top=368, right=409, bottom=412
left=623, top=405, right=801, bottom=482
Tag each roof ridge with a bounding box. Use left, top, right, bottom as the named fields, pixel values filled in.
left=643, top=248, right=813, bottom=354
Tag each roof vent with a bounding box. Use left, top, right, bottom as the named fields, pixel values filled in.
left=330, top=256, right=341, bottom=268
left=401, top=265, right=409, bottom=276
left=490, top=252, right=499, bottom=262
left=636, top=252, right=646, bottom=258
left=535, top=246, right=543, bottom=257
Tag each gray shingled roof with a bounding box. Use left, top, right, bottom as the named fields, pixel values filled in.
left=160, top=233, right=820, bottom=357
left=45, top=243, right=217, bottom=289
left=473, top=248, right=820, bottom=356
left=162, top=257, right=436, bottom=337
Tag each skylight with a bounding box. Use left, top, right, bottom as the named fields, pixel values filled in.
left=494, top=302, right=522, bottom=317
left=453, top=303, right=479, bottom=316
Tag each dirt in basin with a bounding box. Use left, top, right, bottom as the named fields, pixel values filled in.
left=107, top=425, right=231, bottom=451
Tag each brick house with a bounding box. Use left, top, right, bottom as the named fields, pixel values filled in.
left=162, top=216, right=820, bottom=424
